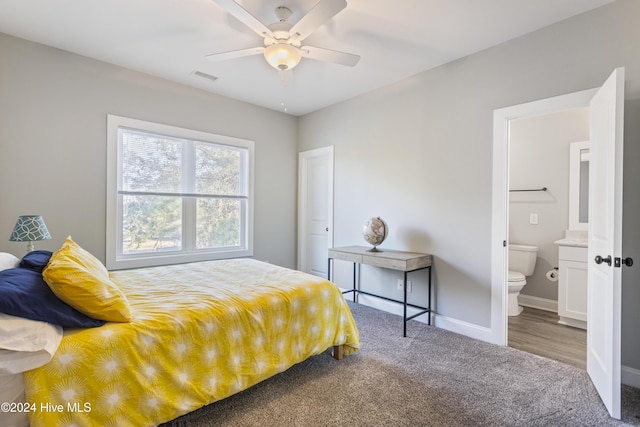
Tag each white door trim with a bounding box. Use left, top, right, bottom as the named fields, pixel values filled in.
left=491, top=88, right=597, bottom=345
left=297, top=146, right=334, bottom=272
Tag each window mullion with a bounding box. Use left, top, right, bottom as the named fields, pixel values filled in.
left=116, top=131, right=125, bottom=259
left=183, top=140, right=196, bottom=252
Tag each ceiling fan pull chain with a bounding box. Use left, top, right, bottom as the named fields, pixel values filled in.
left=280, top=69, right=290, bottom=112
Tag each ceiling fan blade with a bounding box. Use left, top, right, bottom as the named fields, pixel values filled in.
left=206, top=47, right=265, bottom=62
left=301, top=45, right=360, bottom=67
left=289, top=0, right=347, bottom=41
left=212, top=0, right=274, bottom=39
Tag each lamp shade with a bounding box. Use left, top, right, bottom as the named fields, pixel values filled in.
left=10, top=215, right=51, bottom=251
left=263, top=43, right=302, bottom=71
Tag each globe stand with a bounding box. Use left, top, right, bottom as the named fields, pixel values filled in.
left=367, top=246, right=382, bottom=252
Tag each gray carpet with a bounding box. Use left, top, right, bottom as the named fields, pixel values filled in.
left=163, top=302, right=640, bottom=426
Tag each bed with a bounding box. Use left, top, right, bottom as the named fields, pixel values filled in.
left=0, top=239, right=359, bottom=427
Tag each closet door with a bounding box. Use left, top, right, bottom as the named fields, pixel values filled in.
left=298, top=146, right=334, bottom=277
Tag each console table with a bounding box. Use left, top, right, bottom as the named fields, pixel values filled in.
left=327, top=245, right=432, bottom=337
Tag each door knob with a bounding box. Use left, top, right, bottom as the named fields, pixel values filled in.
left=595, top=255, right=612, bottom=266
left=614, top=257, right=634, bottom=267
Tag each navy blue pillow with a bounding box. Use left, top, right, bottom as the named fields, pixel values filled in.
left=19, top=250, right=52, bottom=273
left=0, top=268, right=104, bottom=328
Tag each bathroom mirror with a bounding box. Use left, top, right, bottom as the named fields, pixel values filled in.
left=568, top=141, right=589, bottom=231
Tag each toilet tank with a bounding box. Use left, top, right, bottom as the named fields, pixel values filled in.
left=508, top=244, right=539, bottom=276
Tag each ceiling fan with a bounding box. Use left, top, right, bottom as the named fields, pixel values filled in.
left=208, top=0, right=360, bottom=71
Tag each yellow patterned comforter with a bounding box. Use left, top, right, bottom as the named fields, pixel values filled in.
left=23, top=259, right=359, bottom=426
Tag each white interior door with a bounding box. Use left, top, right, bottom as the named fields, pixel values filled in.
left=587, top=67, right=625, bottom=419
left=297, top=146, right=334, bottom=277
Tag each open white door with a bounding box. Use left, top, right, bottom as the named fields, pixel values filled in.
left=587, top=67, right=625, bottom=419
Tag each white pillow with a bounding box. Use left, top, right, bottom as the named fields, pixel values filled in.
left=0, top=252, right=19, bottom=271
left=0, top=313, right=63, bottom=375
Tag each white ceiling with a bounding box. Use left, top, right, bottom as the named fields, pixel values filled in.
left=0, top=0, right=614, bottom=116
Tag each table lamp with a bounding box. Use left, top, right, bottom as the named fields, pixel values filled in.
left=9, top=215, right=51, bottom=252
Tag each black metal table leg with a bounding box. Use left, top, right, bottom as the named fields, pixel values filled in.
left=428, top=266, right=432, bottom=326
left=353, top=262, right=357, bottom=302
left=403, top=271, right=408, bottom=337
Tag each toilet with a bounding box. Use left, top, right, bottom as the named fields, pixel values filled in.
left=508, top=244, right=539, bottom=316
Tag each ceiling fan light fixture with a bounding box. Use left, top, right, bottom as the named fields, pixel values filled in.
left=264, top=43, right=302, bottom=71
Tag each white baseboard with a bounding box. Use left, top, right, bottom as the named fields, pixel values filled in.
left=433, top=313, right=494, bottom=343
left=622, top=365, right=640, bottom=388
left=518, top=294, right=558, bottom=313
left=558, top=317, right=587, bottom=330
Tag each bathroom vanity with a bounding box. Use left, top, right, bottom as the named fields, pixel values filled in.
left=555, top=233, right=588, bottom=330
left=553, top=141, right=589, bottom=330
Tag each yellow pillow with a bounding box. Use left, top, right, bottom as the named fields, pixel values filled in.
left=43, top=237, right=131, bottom=323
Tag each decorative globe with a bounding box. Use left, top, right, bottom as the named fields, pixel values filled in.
left=362, top=217, right=388, bottom=252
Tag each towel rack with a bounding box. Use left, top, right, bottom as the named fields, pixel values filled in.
left=509, top=187, right=547, bottom=192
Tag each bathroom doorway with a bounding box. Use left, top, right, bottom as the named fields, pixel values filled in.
left=504, top=105, right=589, bottom=369
left=490, top=87, right=597, bottom=348
left=506, top=107, right=589, bottom=368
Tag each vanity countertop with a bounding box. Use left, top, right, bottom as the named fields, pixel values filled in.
left=554, top=230, right=588, bottom=248
left=554, top=238, right=588, bottom=248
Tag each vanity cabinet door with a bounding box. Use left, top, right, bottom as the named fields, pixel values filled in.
left=558, top=260, right=588, bottom=321
left=557, top=246, right=588, bottom=329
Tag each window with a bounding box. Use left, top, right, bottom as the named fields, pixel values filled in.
left=106, top=115, right=254, bottom=270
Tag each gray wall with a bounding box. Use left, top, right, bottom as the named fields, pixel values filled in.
left=298, top=0, right=640, bottom=372
left=0, top=33, right=298, bottom=269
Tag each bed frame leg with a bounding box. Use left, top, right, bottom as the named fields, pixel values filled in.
left=332, top=345, right=344, bottom=360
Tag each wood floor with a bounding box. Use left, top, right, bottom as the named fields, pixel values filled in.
left=508, top=306, right=587, bottom=369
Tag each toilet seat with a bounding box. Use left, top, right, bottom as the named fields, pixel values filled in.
left=508, top=271, right=525, bottom=284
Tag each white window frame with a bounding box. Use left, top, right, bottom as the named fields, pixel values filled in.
left=106, top=115, right=254, bottom=270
